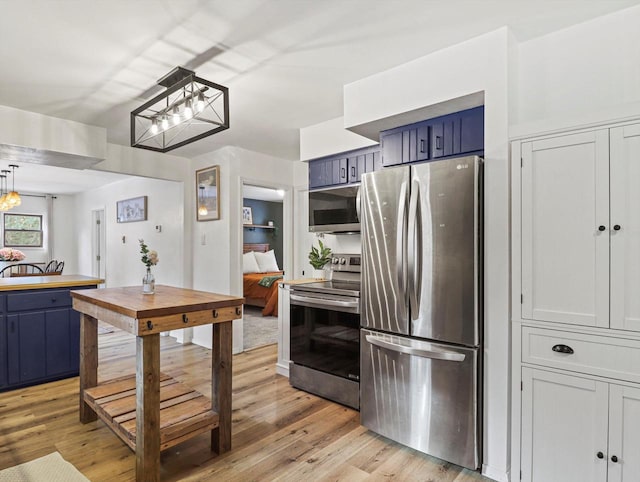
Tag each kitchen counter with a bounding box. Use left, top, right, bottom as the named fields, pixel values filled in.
left=0, top=275, right=103, bottom=392
left=0, top=274, right=104, bottom=291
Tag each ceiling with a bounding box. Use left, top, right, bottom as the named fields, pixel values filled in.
left=1, top=0, right=639, bottom=193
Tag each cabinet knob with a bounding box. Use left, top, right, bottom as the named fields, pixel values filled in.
left=613, top=225, right=621, bottom=231
left=596, top=451, right=604, bottom=459
left=598, top=225, right=606, bottom=232
left=611, top=455, right=618, bottom=463
left=552, top=344, right=574, bottom=354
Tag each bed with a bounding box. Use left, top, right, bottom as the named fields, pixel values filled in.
left=243, top=243, right=283, bottom=316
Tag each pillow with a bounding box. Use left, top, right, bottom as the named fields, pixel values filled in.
left=243, top=251, right=260, bottom=273
left=254, top=249, right=279, bottom=273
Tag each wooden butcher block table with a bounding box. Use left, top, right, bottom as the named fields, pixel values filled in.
left=71, top=285, right=244, bottom=482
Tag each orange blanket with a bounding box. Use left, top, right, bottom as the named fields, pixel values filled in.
left=243, top=271, right=283, bottom=316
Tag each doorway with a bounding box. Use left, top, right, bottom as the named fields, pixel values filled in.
left=241, top=182, right=286, bottom=351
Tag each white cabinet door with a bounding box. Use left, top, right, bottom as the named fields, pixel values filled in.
left=610, top=124, right=640, bottom=332
left=521, top=367, right=608, bottom=482
left=521, top=130, right=609, bottom=327
left=608, top=384, right=640, bottom=482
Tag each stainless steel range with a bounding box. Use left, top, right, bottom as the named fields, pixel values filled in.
left=289, top=254, right=360, bottom=409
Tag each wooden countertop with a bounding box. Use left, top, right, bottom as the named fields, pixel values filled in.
left=71, top=284, right=244, bottom=319
left=0, top=274, right=104, bottom=291
left=283, top=278, right=323, bottom=286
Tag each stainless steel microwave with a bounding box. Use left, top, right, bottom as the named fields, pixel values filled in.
left=308, top=185, right=360, bottom=233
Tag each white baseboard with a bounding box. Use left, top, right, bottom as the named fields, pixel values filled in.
left=482, top=464, right=510, bottom=482
left=275, top=362, right=289, bottom=377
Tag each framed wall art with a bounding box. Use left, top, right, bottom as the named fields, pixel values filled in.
left=116, top=196, right=147, bottom=223
left=242, top=206, right=253, bottom=224
left=196, top=165, right=220, bottom=221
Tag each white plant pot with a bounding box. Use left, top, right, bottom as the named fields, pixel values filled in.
left=312, top=268, right=325, bottom=279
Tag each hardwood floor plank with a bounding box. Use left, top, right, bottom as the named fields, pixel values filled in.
left=0, top=324, right=492, bottom=481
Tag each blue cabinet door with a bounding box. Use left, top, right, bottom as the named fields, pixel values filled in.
left=7, top=312, right=46, bottom=385
left=0, top=315, right=5, bottom=389
left=332, top=157, right=348, bottom=185
left=69, top=308, right=80, bottom=372
left=459, top=106, right=484, bottom=153
left=46, top=308, right=71, bottom=376
left=415, top=124, right=430, bottom=162
left=309, top=159, right=326, bottom=188
left=381, top=130, right=404, bottom=166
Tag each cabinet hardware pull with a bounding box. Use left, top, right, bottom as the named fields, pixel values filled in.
left=235, top=306, right=242, bottom=316
left=213, top=310, right=219, bottom=318
left=613, top=224, right=621, bottom=231
left=596, top=451, right=604, bottom=459
left=611, top=455, right=618, bottom=463
left=420, top=139, right=425, bottom=153
left=341, top=167, right=346, bottom=178
left=147, top=320, right=153, bottom=330
left=182, top=314, right=189, bottom=324
left=436, top=136, right=442, bottom=150
left=351, top=166, right=355, bottom=177
left=552, top=344, right=574, bottom=354
left=598, top=225, right=606, bottom=231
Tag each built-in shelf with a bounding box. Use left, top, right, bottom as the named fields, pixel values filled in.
left=243, top=224, right=275, bottom=230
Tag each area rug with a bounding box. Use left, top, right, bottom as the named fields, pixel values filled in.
left=243, top=306, right=278, bottom=350
left=0, top=452, right=89, bottom=482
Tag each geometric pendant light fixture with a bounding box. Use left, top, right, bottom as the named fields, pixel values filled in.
left=131, top=66, right=229, bottom=153
left=0, top=165, right=21, bottom=211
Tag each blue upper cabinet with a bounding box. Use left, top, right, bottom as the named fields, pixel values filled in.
left=381, top=123, right=430, bottom=166
left=308, top=145, right=380, bottom=190
left=382, top=106, right=484, bottom=165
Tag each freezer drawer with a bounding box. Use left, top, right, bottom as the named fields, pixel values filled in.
left=360, top=329, right=480, bottom=470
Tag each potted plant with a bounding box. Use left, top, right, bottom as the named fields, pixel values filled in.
left=308, top=239, right=332, bottom=279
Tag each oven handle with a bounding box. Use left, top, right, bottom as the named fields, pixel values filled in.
left=290, top=294, right=360, bottom=312
left=365, top=335, right=465, bottom=362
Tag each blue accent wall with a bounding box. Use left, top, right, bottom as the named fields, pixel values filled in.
left=242, top=198, right=283, bottom=269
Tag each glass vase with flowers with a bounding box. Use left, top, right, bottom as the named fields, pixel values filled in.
left=139, top=239, right=159, bottom=294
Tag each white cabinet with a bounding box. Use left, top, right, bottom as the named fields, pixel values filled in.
left=513, top=120, right=640, bottom=482
left=522, top=367, right=640, bottom=482
left=276, top=284, right=290, bottom=377
left=520, top=124, right=640, bottom=332
left=610, top=124, right=640, bottom=332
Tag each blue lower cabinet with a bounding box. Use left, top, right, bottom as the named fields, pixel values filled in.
left=8, top=312, right=46, bottom=385
left=1, top=286, right=89, bottom=392
left=0, top=315, right=6, bottom=389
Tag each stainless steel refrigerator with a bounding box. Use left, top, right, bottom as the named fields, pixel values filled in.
left=360, top=155, right=482, bottom=471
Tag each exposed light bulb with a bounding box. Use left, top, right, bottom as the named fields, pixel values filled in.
left=196, top=92, right=205, bottom=112
left=150, top=119, right=159, bottom=135
left=172, top=106, right=180, bottom=125
left=184, top=100, right=193, bottom=119
left=161, top=116, right=169, bottom=130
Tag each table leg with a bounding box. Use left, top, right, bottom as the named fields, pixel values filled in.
left=211, top=321, right=232, bottom=454
left=79, top=313, right=98, bottom=423
left=136, top=334, right=160, bottom=482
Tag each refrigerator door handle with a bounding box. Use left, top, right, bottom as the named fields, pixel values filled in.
left=355, top=185, right=361, bottom=221
left=408, top=178, right=421, bottom=319
left=396, top=181, right=408, bottom=297
left=365, top=335, right=466, bottom=362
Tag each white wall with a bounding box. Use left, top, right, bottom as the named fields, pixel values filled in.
left=299, top=116, right=378, bottom=161
left=190, top=146, right=296, bottom=354
left=73, top=176, right=183, bottom=289
left=514, top=4, right=640, bottom=134
left=52, top=194, right=79, bottom=274
left=341, top=28, right=512, bottom=482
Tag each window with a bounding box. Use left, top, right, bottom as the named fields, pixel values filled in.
left=4, top=214, right=43, bottom=247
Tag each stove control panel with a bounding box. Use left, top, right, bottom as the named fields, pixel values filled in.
left=329, top=253, right=361, bottom=272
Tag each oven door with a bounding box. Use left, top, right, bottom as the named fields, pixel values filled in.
left=290, top=292, right=360, bottom=381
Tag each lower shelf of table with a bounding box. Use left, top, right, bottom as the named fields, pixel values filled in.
left=83, top=372, right=219, bottom=451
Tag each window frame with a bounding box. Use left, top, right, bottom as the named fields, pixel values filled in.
left=3, top=213, right=44, bottom=248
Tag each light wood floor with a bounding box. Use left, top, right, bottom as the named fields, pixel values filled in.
left=0, top=325, right=490, bottom=481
